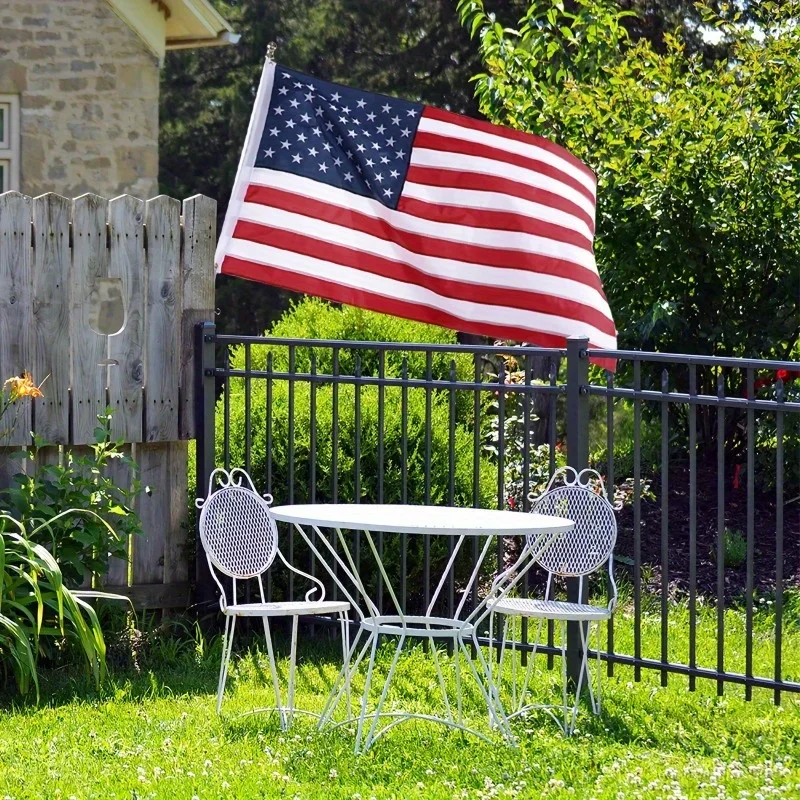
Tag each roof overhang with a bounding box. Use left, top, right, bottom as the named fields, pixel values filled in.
left=165, top=0, right=240, bottom=51
left=105, top=0, right=238, bottom=63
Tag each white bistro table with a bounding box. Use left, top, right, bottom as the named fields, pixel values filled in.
left=270, top=503, right=574, bottom=752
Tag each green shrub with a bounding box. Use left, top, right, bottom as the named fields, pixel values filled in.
left=217, top=299, right=498, bottom=604
left=0, top=411, right=142, bottom=588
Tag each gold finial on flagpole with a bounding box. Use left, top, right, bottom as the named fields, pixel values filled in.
left=266, top=41, right=277, bottom=62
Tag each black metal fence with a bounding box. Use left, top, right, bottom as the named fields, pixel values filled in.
left=195, top=322, right=800, bottom=701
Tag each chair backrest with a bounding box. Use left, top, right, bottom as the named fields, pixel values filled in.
left=196, top=468, right=279, bottom=579
left=529, top=467, right=617, bottom=577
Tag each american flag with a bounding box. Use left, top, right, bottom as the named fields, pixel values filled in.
left=215, top=61, right=617, bottom=353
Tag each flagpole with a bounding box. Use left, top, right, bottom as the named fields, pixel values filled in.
left=214, top=48, right=277, bottom=271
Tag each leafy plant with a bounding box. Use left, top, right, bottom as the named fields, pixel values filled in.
left=722, top=528, right=747, bottom=569
left=0, top=411, right=143, bottom=588
left=0, top=512, right=120, bottom=698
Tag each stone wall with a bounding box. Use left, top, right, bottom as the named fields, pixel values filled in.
left=0, top=0, right=160, bottom=199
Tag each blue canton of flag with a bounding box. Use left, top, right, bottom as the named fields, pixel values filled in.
left=255, top=67, right=423, bottom=210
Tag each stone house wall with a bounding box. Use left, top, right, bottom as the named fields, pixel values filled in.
left=0, top=0, right=160, bottom=199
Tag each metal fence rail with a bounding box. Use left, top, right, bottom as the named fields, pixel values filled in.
left=196, top=322, right=800, bottom=702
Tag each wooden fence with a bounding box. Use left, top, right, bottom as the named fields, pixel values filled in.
left=0, top=191, right=216, bottom=608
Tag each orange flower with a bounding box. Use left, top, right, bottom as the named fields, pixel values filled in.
left=3, top=372, right=45, bottom=401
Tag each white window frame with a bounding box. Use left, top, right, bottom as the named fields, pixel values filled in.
left=0, top=95, right=20, bottom=192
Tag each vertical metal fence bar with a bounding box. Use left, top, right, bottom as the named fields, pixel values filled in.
left=716, top=371, right=725, bottom=696
left=565, top=337, right=590, bottom=687
left=633, top=360, right=642, bottom=682
left=424, top=351, right=433, bottom=617
left=195, top=322, right=217, bottom=606
left=287, top=345, right=296, bottom=600
left=401, top=355, right=409, bottom=612
left=472, top=353, right=481, bottom=619
left=353, top=354, right=362, bottom=579
left=496, top=358, right=507, bottom=612
left=660, top=368, right=669, bottom=686
left=448, top=359, right=457, bottom=620
left=244, top=343, right=252, bottom=474
left=775, top=378, right=785, bottom=705
left=522, top=355, right=532, bottom=511
left=377, top=350, right=385, bottom=613
left=607, top=369, right=615, bottom=678
left=265, top=352, right=273, bottom=603
left=266, top=352, right=273, bottom=498
left=521, top=355, right=533, bottom=665
left=310, top=352, right=317, bottom=503
left=332, top=348, right=340, bottom=503
left=547, top=358, right=558, bottom=671
left=310, top=351, right=317, bottom=590
left=548, top=359, right=557, bottom=480
left=745, top=368, right=755, bottom=700
left=331, top=347, right=340, bottom=602
left=223, top=348, right=231, bottom=471
left=688, top=364, right=698, bottom=692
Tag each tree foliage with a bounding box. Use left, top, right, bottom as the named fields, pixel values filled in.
left=459, top=0, right=800, bottom=364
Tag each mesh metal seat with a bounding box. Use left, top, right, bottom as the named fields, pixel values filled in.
left=196, top=468, right=350, bottom=726
left=489, top=466, right=618, bottom=736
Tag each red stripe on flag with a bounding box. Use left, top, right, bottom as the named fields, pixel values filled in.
left=243, top=183, right=603, bottom=292
left=232, top=219, right=617, bottom=337
left=422, top=106, right=596, bottom=186
left=221, top=254, right=615, bottom=369
left=397, top=195, right=593, bottom=253
left=405, top=165, right=595, bottom=234
left=413, top=130, right=595, bottom=206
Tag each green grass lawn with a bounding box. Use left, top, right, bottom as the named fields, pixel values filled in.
left=1, top=605, right=799, bottom=800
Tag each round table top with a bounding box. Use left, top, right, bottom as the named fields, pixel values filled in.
left=270, top=503, right=574, bottom=536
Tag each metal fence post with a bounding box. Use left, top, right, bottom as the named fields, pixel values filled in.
left=566, top=336, right=590, bottom=689
left=195, top=321, right=217, bottom=608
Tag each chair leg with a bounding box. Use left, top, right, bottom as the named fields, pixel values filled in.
left=518, top=617, right=544, bottom=714
left=287, top=615, right=299, bottom=727
left=262, top=616, right=287, bottom=730
left=216, top=614, right=236, bottom=715
left=497, top=615, right=511, bottom=712
left=339, top=612, right=352, bottom=719
left=560, top=620, right=569, bottom=735
left=595, top=621, right=602, bottom=715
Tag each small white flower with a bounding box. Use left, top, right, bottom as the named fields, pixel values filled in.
left=329, top=769, right=338, bottom=779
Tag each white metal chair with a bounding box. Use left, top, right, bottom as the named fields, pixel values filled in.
left=489, top=466, right=618, bottom=735
left=196, top=468, right=350, bottom=727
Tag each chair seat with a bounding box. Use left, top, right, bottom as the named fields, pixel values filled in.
left=491, top=597, right=611, bottom=621
left=225, top=600, right=350, bottom=617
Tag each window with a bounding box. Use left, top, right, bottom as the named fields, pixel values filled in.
left=0, top=95, right=20, bottom=192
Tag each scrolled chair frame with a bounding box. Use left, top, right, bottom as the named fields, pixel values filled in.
left=488, top=466, right=618, bottom=736
left=196, top=468, right=350, bottom=727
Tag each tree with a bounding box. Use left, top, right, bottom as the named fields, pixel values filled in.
left=458, top=0, right=800, bottom=370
